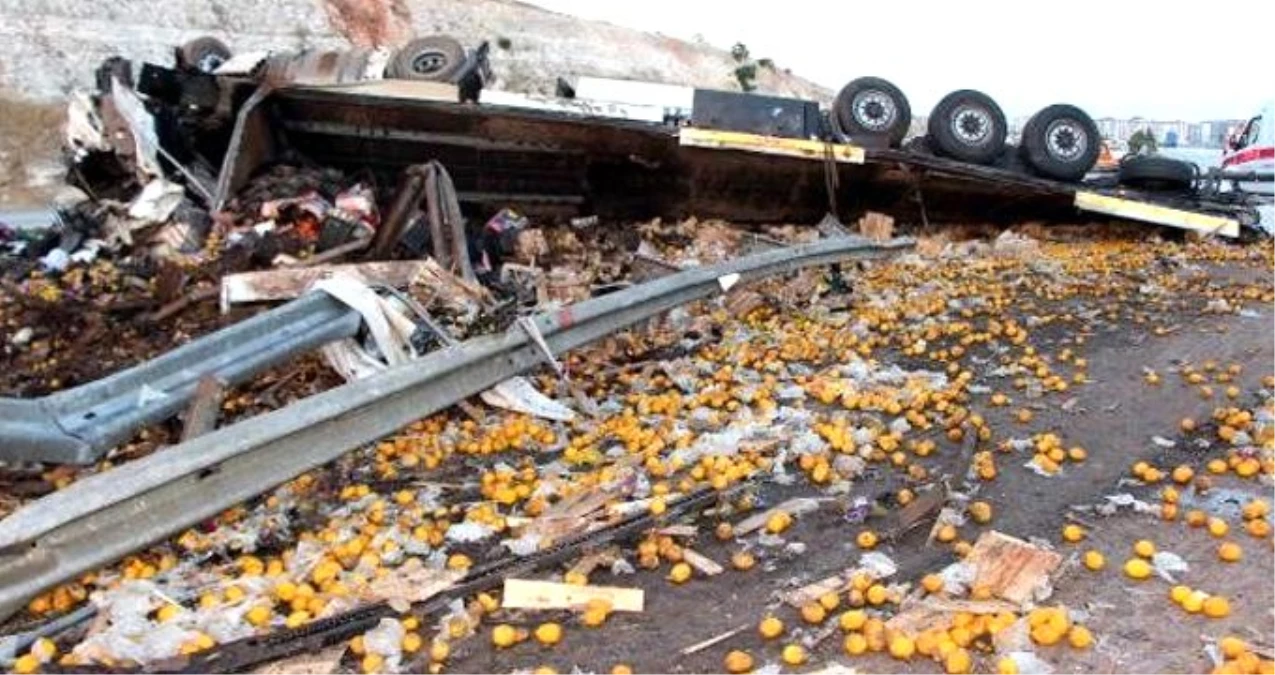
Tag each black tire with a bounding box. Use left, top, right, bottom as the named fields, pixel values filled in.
left=386, top=35, right=465, bottom=82
left=927, top=89, right=1006, bottom=164
left=1117, top=155, right=1195, bottom=191
left=1019, top=104, right=1101, bottom=181
left=177, top=36, right=232, bottom=73
left=832, top=77, right=911, bottom=148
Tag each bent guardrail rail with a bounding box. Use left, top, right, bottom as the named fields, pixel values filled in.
left=0, top=235, right=913, bottom=622
left=0, top=293, right=363, bottom=464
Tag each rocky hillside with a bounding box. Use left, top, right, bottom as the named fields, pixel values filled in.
left=0, top=0, right=832, bottom=102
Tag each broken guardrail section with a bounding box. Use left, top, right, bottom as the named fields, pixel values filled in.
left=0, top=293, right=363, bottom=464
left=0, top=235, right=913, bottom=622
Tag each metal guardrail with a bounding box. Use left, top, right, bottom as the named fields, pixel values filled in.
left=0, top=235, right=912, bottom=622
left=0, top=293, right=363, bottom=464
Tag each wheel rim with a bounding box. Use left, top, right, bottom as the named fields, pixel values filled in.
left=950, top=104, right=993, bottom=146
left=196, top=53, right=225, bottom=73
left=410, top=50, right=449, bottom=75
left=1044, top=118, right=1087, bottom=163
left=851, top=90, right=897, bottom=132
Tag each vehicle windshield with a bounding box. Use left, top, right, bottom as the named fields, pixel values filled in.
left=1236, top=116, right=1262, bottom=149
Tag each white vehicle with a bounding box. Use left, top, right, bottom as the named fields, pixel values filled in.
left=1222, top=101, right=1273, bottom=196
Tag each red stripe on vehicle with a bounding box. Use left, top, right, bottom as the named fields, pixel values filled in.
left=1223, top=146, right=1275, bottom=167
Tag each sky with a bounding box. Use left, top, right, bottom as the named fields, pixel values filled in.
left=524, top=0, right=1273, bottom=122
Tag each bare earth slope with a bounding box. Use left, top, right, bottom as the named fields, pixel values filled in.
left=0, top=0, right=831, bottom=101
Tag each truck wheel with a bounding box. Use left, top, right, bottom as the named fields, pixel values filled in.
left=178, top=36, right=232, bottom=73
left=927, top=89, right=1006, bottom=164
left=1117, top=155, right=1195, bottom=191
left=1019, top=104, right=1101, bottom=181
left=832, top=77, right=911, bottom=147
left=387, top=35, right=465, bottom=82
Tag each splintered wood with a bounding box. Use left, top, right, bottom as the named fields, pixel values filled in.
left=734, top=497, right=823, bottom=536
left=784, top=574, right=849, bottom=608
left=886, top=530, right=1061, bottom=636
left=364, top=558, right=463, bottom=612
left=220, top=260, right=433, bottom=310
left=502, top=579, right=644, bottom=612
left=887, top=598, right=1020, bottom=636
left=964, top=530, right=1061, bottom=604
left=856, top=212, right=895, bottom=241
left=682, top=548, right=724, bottom=576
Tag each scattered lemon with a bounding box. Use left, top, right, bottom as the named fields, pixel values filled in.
left=1203, top=596, right=1231, bottom=618
left=801, top=602, right=827, bottom=624
left=1062, top=524, right=1086, bottom=542
left=759, top=616, right=784, bottom=639
left=1170, top=585, right=1192, bottom=604
left=844, top=633, right=869, bottom=656
left=1208, top=518, right=1230, bottom=537
left=534, top=623, right=562, bottom=646
left=1083, top=550, right=1105, bottom=571
left=1183, top=590, right=1208, bottom=614
left=668, top=562, right=692, bottom=584
left=1123, top=558, right=1151, bottom=580
left=1133, top=540, right=1156, bottom=558
left=1218, top=542, right=1243, bottom=562
left=781, top=644, right=807, bottom=665
left=857, top=530, right=879, bottom=549
left=1068, top=625, right=1093, bottom=649
left=840, top=609, right=867, bottom=631
left=889, top=634, right=916, bottom=660
left=492, top=624, right=518, bottom=648
left=866, top=584, right=889, bottom=606
left=998, top=656, right=1020, bottom=674
left=1221, top=637, right=1248, bottom=660
left=724, top=650, right=754, bottom=674
left=945, top=647, right=973, bottom=674
left=732, top=551, right=756, bottom=570
left=922, top=574, right=945, bottom=593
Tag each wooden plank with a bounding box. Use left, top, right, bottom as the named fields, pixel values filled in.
left=681, top=548, right=724, bottom=576
left=1075, top=191, right=1239, bottom=238
left=734, top=497, right=823, bottom=536
left=220, top=261, right=433, bottom=309
left=964, top=530, right=1062, bottom=605
left=180, top=375, right=226, bottom=442
left=887, top=597, right=1020, bottom=636
left=783, top=574, right=847, bottom=608
left=502, top=579, right=644, bottom=612
left=679, top=127, right=865, bottom=164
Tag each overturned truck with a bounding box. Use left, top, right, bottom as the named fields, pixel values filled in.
left=74, top=33, right=1264, bottom=242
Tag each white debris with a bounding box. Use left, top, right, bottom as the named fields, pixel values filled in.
left=446, top=521, right=495, bottom=543
left=1152, top=551, right=1189, bottom=582
left=610, top=558, right=636, bottom=575
left=1151, top=436, right=1177, bottom=448
left=363, top=618, right=406, bottom=672
left=939, top=561, right=976, bottom=596
left=10, top=327, right=32, bottom=346
left=501, top=534, right=542, bottom=557
left=857, top=552, right=897, bottom=580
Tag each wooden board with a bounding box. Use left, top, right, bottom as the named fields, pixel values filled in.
left=220, top=260, right=433, bottom=309
left=680, top=127, right=865, bottom=164
left=1075, top=191, right=1239, bottom=238
left=502, top=579, right=644, bottom=612
left=964, top=530, right=1062, bottom=605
